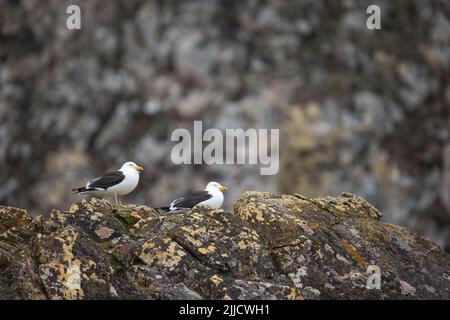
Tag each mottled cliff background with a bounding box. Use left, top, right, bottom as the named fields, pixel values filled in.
left=0, top=1, right=449, bottom=250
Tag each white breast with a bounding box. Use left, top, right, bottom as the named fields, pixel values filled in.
left=107, top=171, right=140, bottom=196
left=199, top=189, right=224, bottom=209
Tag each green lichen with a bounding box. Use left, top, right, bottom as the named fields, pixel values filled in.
left=100, top=241, right=113, bottom=251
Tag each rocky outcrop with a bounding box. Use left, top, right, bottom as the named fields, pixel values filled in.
left=1, top=192, right=449, bottom=300
left=1, top=0, right=450, bottom=252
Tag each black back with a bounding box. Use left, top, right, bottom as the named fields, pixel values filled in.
left=88, top=171, right=125, bottom=190
left=172, top=190, right=212, bottom=208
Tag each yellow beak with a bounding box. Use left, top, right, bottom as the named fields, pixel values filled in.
left=136, top=166, right=144, bottom=172
left=219, top=186, right=228, bottom=191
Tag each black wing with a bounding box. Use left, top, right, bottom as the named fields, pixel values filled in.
left=171, top=190, right=212, bottom=209
left=88, top=171, right=125, bottom=190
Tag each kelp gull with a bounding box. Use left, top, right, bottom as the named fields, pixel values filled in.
left=72, top=161, right=143, bottom=205
left=161, top=181, right=227, bottom=212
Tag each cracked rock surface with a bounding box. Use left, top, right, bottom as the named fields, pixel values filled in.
left=1, top=192, right=449, bottom=299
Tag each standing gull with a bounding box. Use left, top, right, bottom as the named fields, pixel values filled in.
left=161, top=181, right=227, bottom=212
left=72, top=161, right=143, bottom=205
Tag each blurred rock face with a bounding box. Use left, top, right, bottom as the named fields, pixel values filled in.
left=0, top=1, right=449, bottom=249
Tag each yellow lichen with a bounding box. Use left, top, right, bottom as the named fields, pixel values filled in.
left=139, top=238, right=186, bottom=269
left=69, top=204, right=79, bottom=214
left=190, top=212, right=203, bottom=220
left=198, top=243, right=217, bottom=254
left=210, top=274, right=223, bottom=285
left=89, top=272, right=106, bottom=284
left=255, top=209, right=265, bottom=222
left=341, top=239, right=366, bottom=268
left=287, top=287, right=304, bottom=300
left=183, top=233, right=203, bottom=247
left=42, top=227, right=85, bottom=299
left=63, top=259, right=83, bottom=299
left=238, top=209, right=253, bottom=220
left=53, top=210, right=67, bottom=223
left=237, top=240, right=249, bottom=250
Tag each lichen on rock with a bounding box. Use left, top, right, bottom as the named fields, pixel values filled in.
left=0, top=192, right=449, bottom=299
